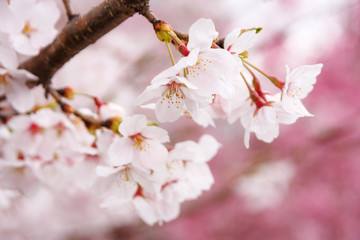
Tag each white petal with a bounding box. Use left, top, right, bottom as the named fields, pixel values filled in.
left=175, top=48, right=200, bottom=69
left=282, top=94, right=313, bottom=117
left=185, top=163, right=214, bottom=192
left=141, top=126, right=169, bottom=143
left=6, top=80, right=34, bottom=113
left=197, top=134, right=221, bottom=162
left=133, top=197, right=158, bottom=226
left=286, top=64, right=323, bottom=99
left=0, top=45, right=18, bottom=69
left=118, top=114, right=147, bottom=137
left=0, top=1, right=24, bottom=34
left=95, top=165, right=121, bottom=177
left=155, top=94, right=184, bottom=123
left=187, top=18, right=218, bottom=51
left=9, top=34, right=39, bottom=56
left=224, top=28, right=257, bottom=54
left=108, top=138, right=134, bottom=166
left=136, top=85, right=167, bottom=105
left=133, top=140, right=168, bottom=172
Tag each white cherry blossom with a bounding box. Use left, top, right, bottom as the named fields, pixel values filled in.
left=281, top=64, right=323, bottom=117
left=133, top=192, right=180, bottom=226
left=137, top=69, right=212, bottom=124
left=8, top=0, right=60, bottom=55
left=0, top=1, right=23, bottom=34
left=224, top=28, right=259, bottom=72
left=138, top=19, right=238, bottom=126
left=0, top=45, right=36, bottom=113
left=224, top=28, right=258, bottom=56
left=181, top=18, right=237, bottom=98
left=108, top=114, right=169, bottom=173
left=164, top=134, right=220, bottom=202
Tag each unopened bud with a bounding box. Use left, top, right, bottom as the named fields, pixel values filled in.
left=239, top=50, right=249, bottom=59
left=147, top=121, right=158, bottom=126
left=106, top=116, right=122, bottom=133
left=58, top=87, right=76, bottom=100
left=154, top=20, right=173, bottom=42
left=61, top=103, right=74, bottom=113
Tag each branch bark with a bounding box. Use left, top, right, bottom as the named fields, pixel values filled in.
left=19, top=0, right=149, bottom=86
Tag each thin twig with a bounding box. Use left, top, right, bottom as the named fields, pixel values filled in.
left=46, top=87, right=103, bottom=128
left=62, top=0, right=78, bottom=21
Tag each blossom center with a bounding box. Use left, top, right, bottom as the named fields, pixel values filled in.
left=130, top=134, right=148, bottom=151
left=160, top=82, right=184, bottom=109
left=287, top=84, right=303, bottom=99
left=187, top=58, right=212, bottom=79
left=22, top=22, right=37, bottom=38
left=0, top=73, right=10, bottom=86
left=28, top=123, right=42, bottom=136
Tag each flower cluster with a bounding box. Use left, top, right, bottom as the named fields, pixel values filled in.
left=138, top=18, right=323, bottom=148
left=0, top=104, right=220, bottom=225
left=0, top=0, right=60, bottom=113
left=94, top=114, right=220, bottom=225
left=0, top=1, right=323, bottom=231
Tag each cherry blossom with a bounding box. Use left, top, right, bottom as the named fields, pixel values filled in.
left=224, top=28, right=259, bottom=72
left=224, top=28, right=258, bottom=56
left=0, top=108, right=97, bottom=194
left=164, top=134, right=220, bottom=202
left=138, top=19, right=239, bottom=126
left=108, top=114, right=169, bottom=173
left=281, top=64, right=323, bottom=117
left=7, top=0, right=60, bottom=55
left=180, top=18, right=237, bottom=98
left=236, top=95, right=281, bottom=148
left=0, top=45, right=36, bottom=113
left=0, top=0, right=330, bottom=235
left=0, top=1, right=23, bottom=34
left=235, top=160, right=295, bottom=212
left=137, top=69, right=213, bottom=125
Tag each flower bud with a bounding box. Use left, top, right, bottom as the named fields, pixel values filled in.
left=57, top=87, right=76, bottom=100
left=104, top=116, right=122, bottom=133
left=154, top=20, right=173, bottom=42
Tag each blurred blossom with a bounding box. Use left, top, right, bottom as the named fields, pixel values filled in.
left=235, top=160, right=296, bottom=212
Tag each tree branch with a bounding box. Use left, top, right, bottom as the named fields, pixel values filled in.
left=20, top=0, right=149, bottom=87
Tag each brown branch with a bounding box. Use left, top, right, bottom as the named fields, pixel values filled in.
left=19, top=0, right=149, bottom=87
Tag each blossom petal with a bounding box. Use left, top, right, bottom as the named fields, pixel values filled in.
left=141, top=126, right=169, bottom=143
left=6, top=79, right=34, bottom=113
left=136, top=85, right=167, bottom=105
left=108, top=138, right=134, bottom=166
left=0, top=44, right=18, bottom=69
left=0, top=1, right=24, bottom=34
left=286, top=64, right=323, bottom=99
left=187, top=18, right=218, bottom=51
left=224, top=28, right=257, bottom=54
left=133, top=140, right=168, bottom=172
left=118, top=114, right=147, bottom=137
left=155, top=93, right=185, bottom=123
left=95, top=165, right=122, bottom=177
